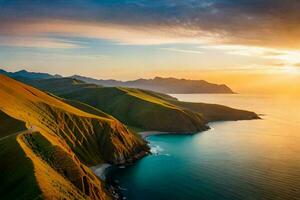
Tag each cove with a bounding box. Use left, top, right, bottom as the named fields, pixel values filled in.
left=109, top=94, right=300, bottom=200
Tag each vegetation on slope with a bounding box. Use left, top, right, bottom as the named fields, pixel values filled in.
left=26, top=79, right=206, bottom=132
left=25, top=78, right=259, bottom=133
left=0, top=112, right=41, bottom=200
left=18, top=132, right=106, bottom=200
left=171, top=101, right=259, bottom=122
left=0, top=111, right=26, bottom=138
left=0, top=75, right=149, bottom=200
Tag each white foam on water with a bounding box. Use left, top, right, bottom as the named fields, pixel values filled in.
left=91, top=163, right=111, bottom=181
left=150, top=144, right=164, bottom=155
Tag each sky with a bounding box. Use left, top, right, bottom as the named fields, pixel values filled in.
left=0, top=0, right=299, bottom=94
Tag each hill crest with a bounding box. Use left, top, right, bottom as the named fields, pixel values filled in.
left=0, top=68, right=235, bottom=94
left=71, top=75, right=235, bottom=94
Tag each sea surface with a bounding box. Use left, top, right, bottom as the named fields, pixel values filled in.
left=110, top=94, right=300, bottom=200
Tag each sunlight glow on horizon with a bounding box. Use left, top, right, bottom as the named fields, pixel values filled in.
left=0, top=0, right=299, bottom=95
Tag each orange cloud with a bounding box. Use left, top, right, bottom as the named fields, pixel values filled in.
left=1, top=1, right=300, bottom=49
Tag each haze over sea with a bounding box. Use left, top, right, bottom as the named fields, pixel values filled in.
left=111, top=94, right=300, bottom=200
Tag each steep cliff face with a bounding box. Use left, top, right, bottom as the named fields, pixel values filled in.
left=17, top=132, right=109, bottom=200
left=0, top=75, right=149, bottom=199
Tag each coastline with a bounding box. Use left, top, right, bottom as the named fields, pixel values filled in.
left=91, top=163, right=111, bottom=181
left=139, top=129, right=210, bottom=139
left=90, top=131, right=165, bottom=199
left=91, top=146, right=150, bottom=183
left=139, top=131, right=170, bottom=139
left=105, top=129, right=207, bottom=200
left=100, top=120, right=257, bottom=199
left=94, top=125, right=239, bottom=199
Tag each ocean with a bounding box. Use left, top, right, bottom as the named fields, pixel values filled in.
left=110, top=94, right=300, bottom=200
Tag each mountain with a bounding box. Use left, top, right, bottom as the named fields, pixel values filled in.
left=0, top=69, right=62, bottom=80
left=0, top=68, right=234, bottom=93
left=24, top=78, right=258, bottom=133
left=0, top=75, right=149, bottom=200
left=71, top=75, right=235, bottom=94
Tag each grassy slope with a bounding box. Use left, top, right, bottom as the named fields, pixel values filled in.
left=63, top=99, right=114, bottom=120
left=0, top=111, right=26, bottom=138
left=47, top=85, right=207, bottom=132
left=171, top=101, right=259, bottom=122
left=0, top=135, right=42, bottom=200
left=0, top=112, right=42, bottom=200
left=17, top=132, right=103, bottom=200
left=26, top=78, right=258, bottom=133
left=0, top=75, right=149, bottom=200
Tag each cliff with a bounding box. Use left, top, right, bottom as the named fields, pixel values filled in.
left=0, top=75, right=149, bottom=199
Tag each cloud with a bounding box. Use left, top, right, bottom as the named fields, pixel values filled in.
left=0, top=20, right=216, bottom=46
left=0, top=35, right=83, bottom=48
left=0, top=0, right=300, bottom=48
left=161, top=47, right=203, bottom=54
left=201, top=44, right=300, bottom=68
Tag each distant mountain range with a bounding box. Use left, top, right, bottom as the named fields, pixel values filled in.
left=0, top=69, right=62, bottom=80
left=71, top=75, right=235, bottom=94
left=0, top=69, right=234, bottom=94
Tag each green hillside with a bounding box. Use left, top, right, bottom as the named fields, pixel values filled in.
left=25, top=78, right=259, bottom=133
left=0, top=111, right=26, bottom=138
left=171, top=100, right=259, bottom=122
left=0, top=111, right=41, bottom=200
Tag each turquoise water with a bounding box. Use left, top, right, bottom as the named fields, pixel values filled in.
left=111, top=94, right=300, bottom=200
